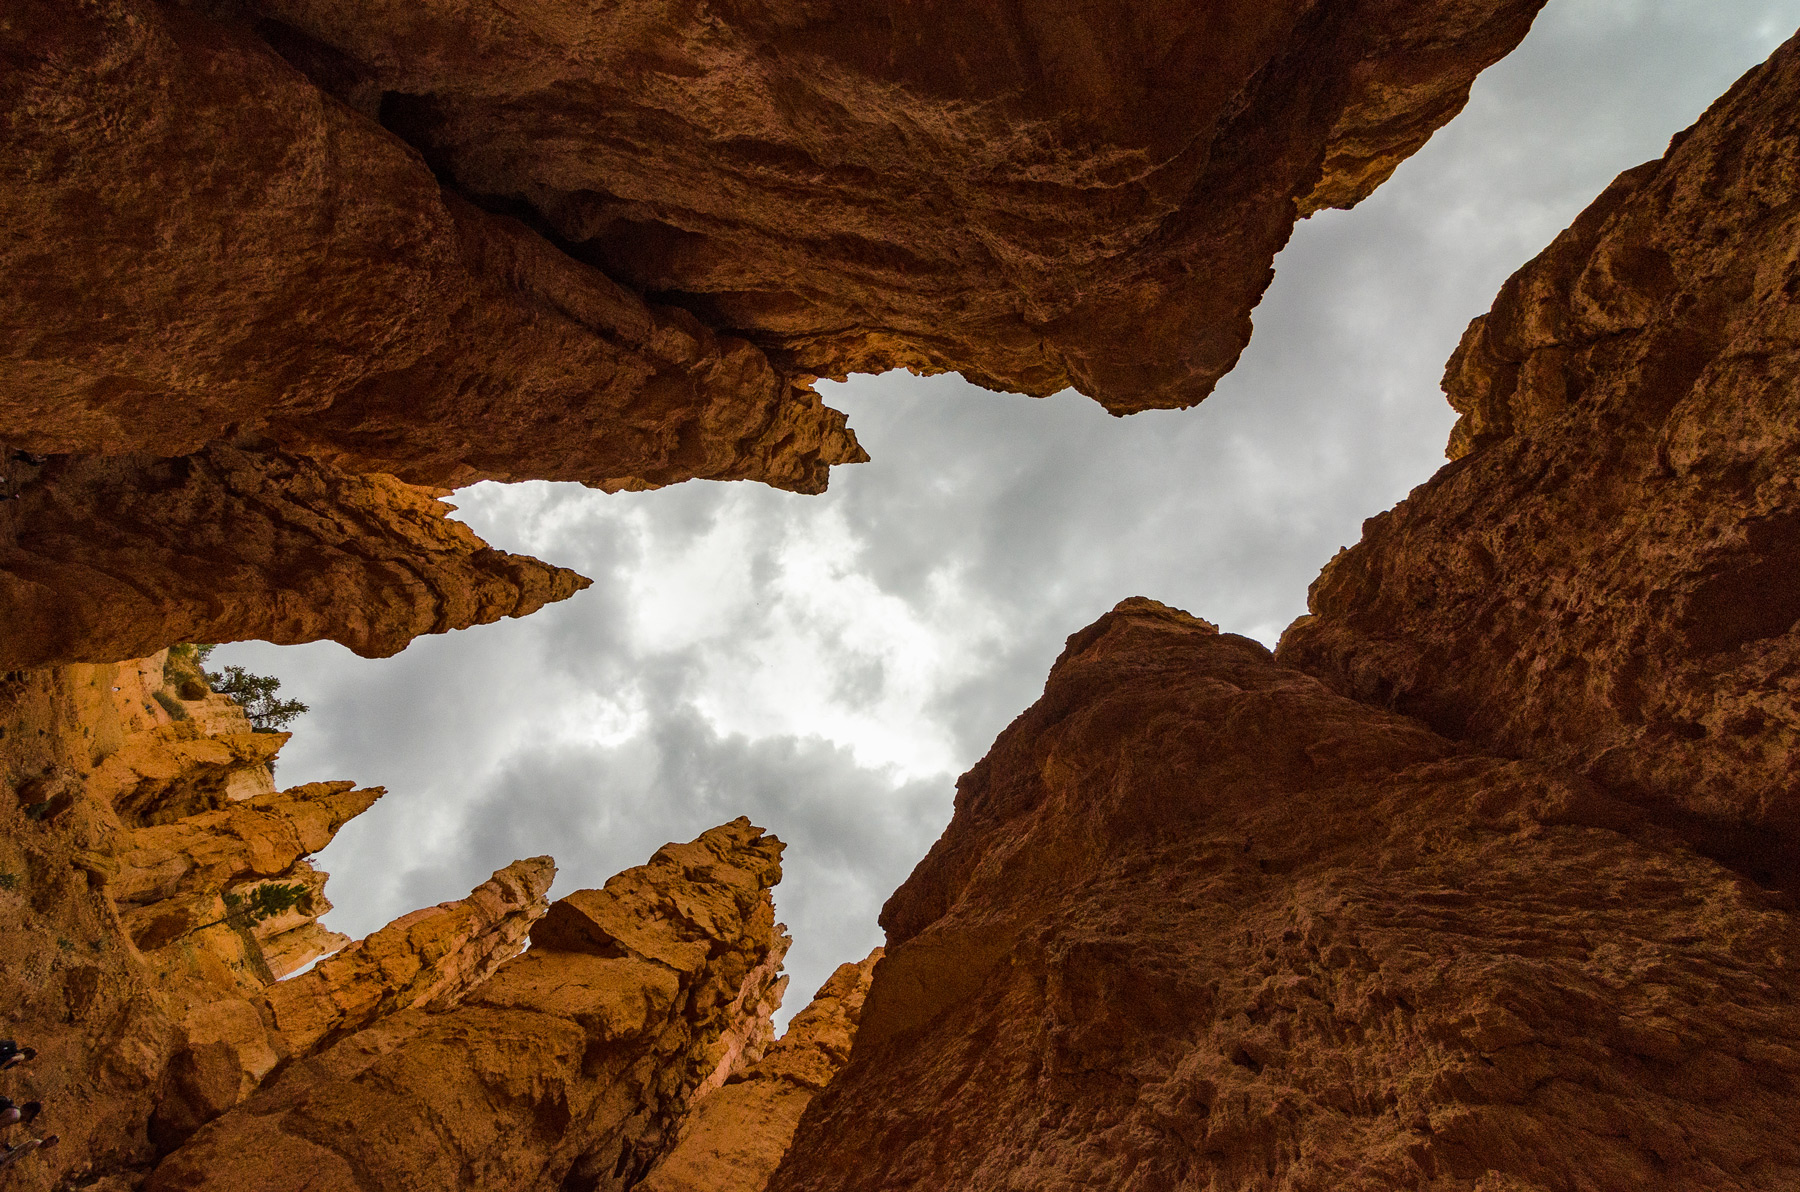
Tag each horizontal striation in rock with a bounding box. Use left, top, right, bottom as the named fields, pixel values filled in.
left=262, top=856, right=557, bottom=1055
left=243, top=0, right=1545, bottom=413
left=771, top=599, right=1800, bottom=1191
left=0, top=445, right=590, bottom=670
left=147, top=819, right=790, bottom=1192
left=1277, top=32, right=1800, bottom=875
left=641, top=949, right=880, bottom=1192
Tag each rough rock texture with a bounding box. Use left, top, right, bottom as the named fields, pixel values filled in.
left=0, top=445, right=592, bottom=670
left=241, top=0, right=1546, bottom=413
left=0, top=655, right=568, bottom=1188
left=147, top=819, right=790, bottom=1192
left=111, top=782, right=379, bottom=909
left=1278, top=34, right=1800, bottom=878
left=0, top=0, right=863, bottom=494
left=262, top=856, right=557, bottom=1055
left=641, top=949, right=880, bottom=1192
left=772, top=599, right=1800, bottom=1191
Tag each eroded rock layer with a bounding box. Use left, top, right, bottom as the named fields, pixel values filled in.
left=147, top=819, right=790, bottom=1192
left=242, top=0, right=1546, bottom=412
left=0, top=655, right=557, bottom=1187
left=771, top=600, right=1800, bottom=1191
left=640, top=949, right=881, bottom=1192
left=0, top=0, right=862, bottom=494
left=1278, top=33, right=1800, bottom=874
left=0, top=445, right=591, bottom=669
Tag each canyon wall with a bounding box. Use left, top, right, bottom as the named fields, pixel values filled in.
left=772, top=600, right=1800, bottom=1191
left=0, top=446, right=590, bottom=669
left=639, top=949, right=880, bottom=1192
left=0, top=647, right=820, bottom=1191
left=1277, top=30, right=1800, bottom=882
left=2, top=0, right=1546, bottom=667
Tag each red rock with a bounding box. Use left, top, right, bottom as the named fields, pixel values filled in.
left=244, top=0, right=1546, bottom=413
left=641, top=949, right=881, bottom=1192
left=770, top=600, right=1800, bottom=1190
left=0, top=446, right=591, bottom=670
left=262, top=856, right=557, bottom=1055
left=1278, top=32, right=1800, bottom=876
left=146, top=820, right=791, bottom=1192
left=0, top=0, right=862, bottom=494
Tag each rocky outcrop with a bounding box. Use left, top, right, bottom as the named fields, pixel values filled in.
left=771, top=599, right=1800, bottom=1191
left=0, top=654, right=565, bottom=1186
left=262, top=856, right=556, bottom=1054
left=146, top=819, right=790, bottom=1192
left=0, top=0, right=1547, bottom=666
left=241, top=0, right=1545, bottom=414
left=0, top=0, right=862, bottom=494
left=111, top=782, right=379, bottom=909
left=0, top=445, right=592, bottom=670
left=1277, top=32, right=1800, bottom=881
left=641, top=949, right=880, bottom=1192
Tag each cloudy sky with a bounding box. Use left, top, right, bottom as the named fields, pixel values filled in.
left=217, top=1, right=1800, bottom=1022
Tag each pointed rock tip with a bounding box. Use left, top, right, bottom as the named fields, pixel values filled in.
left=1109, top=597, right=1219, bottom=632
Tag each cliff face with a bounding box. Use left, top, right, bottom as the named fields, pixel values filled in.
left=146, top=819, right=790, bottom=1192
left=639, top=949, right=881, bottom=1192
left=772, top=600, right=1800, bottom=1191
left=1, top=0, right=1545, bottom=667
left=0, top=0, right=862, bottom=494
left=242, top=0, right=1545, bottom=413
left=0, top=446, right=591, bottom=669
left=1277, top=32, right=1800, bottom=881
left=0, top=656, right=558, bottom=1187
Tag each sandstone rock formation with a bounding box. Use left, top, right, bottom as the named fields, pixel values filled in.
left=0, top=655, right=560, bottom=1187
left=641, top=949, right=880, bottom=1192
left=1, top=0, right=1549, bottom=667
left=241, top=0, right=1546, bottom=412
left=1277, top=32, right=1800, bottom=884
left=0, top=0, right=862, bottom=494
left=0, top=445, right=592, bottom=669
left=146, top=819, right=791, bottom=1192
left=262, top=856, right=556, bottom=1055
left=771, top=599, right=1800, bottom=1191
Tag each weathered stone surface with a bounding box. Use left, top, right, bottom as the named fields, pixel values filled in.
left=0, top=446, right=592, bottom=670
left=0, top=0, right=862, bottom=494
left=642, top=949, right=880, bottom=1192
left=262, top=856, right=557, bottom=1054
left=147, top=819, right=789, bottom=1192
left=1278, top=34, right=1800, bottom=878
left=0, top=658, right=348, bottom=1187
left=772, top=599, right=1800, bottom=1191
left=242, top=0, right=1545, bottom=414
left=111, top=782, right=380, bottom=908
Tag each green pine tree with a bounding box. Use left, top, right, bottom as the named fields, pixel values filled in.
left=189, top=882, right=311, bottom=934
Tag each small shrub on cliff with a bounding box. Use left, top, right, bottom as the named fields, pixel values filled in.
left=190, top=882, right=311, bottom=934
left=203, top=664, right=308, bottom=732
left=151, top=689, right=189, bottom=721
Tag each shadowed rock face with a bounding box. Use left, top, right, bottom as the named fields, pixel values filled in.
left=1278, top=33, right=1800, bottom=877
left=0, top=446, right=590, bottom=670
left=242, top=0, right=1546, bottom=413
left=146, top=819, right=789, bottom=1192
left=639, top=949, right=881, bottom=1192
left=0, top=0, right=863, bottom=494
left=770, top=600, right=1800, bottom=1191
left=0, top=0, right=1544, bottom=665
